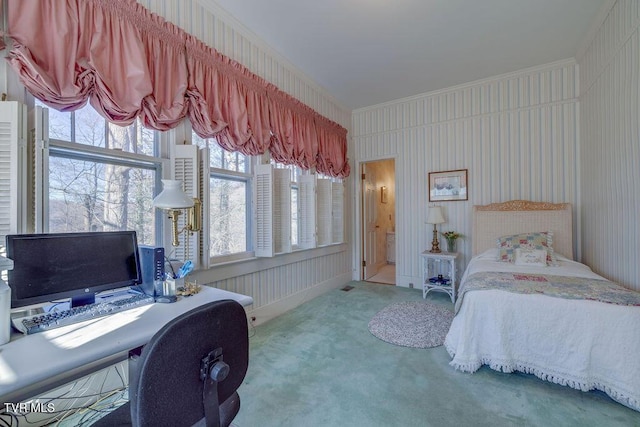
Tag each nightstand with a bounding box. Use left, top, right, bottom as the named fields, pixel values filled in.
left=420, top=251, right=459, bottom=303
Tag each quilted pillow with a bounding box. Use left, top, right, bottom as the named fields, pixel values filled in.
left=514, top=248, right=548, bottom=267
left=497, top=231, right=556, bottom=265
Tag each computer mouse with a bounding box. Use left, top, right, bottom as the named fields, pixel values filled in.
left=155, top=295, right=177, bottom=304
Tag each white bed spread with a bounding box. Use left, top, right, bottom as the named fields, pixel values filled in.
left=444, top=249, right=640, bottom=412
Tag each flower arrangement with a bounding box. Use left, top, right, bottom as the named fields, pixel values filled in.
left=441, top=231, right=463, bottom=252
left=441, top=231, right=462, bottom=240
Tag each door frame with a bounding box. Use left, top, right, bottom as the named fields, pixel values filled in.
left=353, top=156, right=397, bottom=282
left=361, top=163, right=379, bottom=280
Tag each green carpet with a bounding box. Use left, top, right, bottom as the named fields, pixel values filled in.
left=234, top=281, right=640, bottom=427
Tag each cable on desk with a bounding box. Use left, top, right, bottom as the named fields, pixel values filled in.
left=53, top=388, right=127, bottom=427
left=0, top=412, right=17, bottom=427
left=45, top=301, right=68, bottom=313
left=164, top=254, right=177, bottom=279
left=0, top=362, right=128, bottom=426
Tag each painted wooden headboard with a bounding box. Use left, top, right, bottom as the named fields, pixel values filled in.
left=472, top=200, right=573, bottom=260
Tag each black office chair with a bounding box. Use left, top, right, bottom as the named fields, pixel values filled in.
left=94, top=299, right=249, bottom=427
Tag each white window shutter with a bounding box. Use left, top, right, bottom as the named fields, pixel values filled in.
left=273, top=168, right=291, bottom=254
left=0, top=101, right=27, bottom=247
left=254, top=163, right=274, bottom=257
left=28, top=106, right=49, bottom=233
left=172, top=144, right=199, bottom=263
left=316, top=178, right=332, bottom=246
left=298, top=174, right=316, bottom=249
left=332, top=182, right=344, bottom=243
left=198, top=147, right=210, bottom=269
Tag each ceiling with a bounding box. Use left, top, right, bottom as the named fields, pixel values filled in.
left=204, top=0, right=606, bottom=111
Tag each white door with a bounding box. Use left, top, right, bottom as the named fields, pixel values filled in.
left=362, top=165, right=378, bottom=279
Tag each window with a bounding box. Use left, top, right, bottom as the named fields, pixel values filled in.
left=193, top=132, right=253, bottom=262
left=46, top=103, right=156, bottom=155
left=36, top=101, right=162, bottom=246
left=272, top=162, right=302, bottom=248
left=291, top=183, right=299, bottom=247
left=193, top=130, right=344, bottom=263
left=317, top=173, right=345, bottom=246
left=269, top=162, right=346, bottom=252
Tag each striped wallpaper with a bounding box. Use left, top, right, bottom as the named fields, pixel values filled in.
left=139, top=0, right=351, bottom=129
left=136, top=0, right=354, bottom=318
left=352, top=60, right=581, bottom=287
left=579, top=0, right=640, bottom=291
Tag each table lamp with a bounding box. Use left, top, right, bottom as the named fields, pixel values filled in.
left=426, top=206, right=445, bottom=253
left=153, top=180, right=201, bottom=247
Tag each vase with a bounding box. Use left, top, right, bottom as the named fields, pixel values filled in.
left=446, top=238, right=456, bottom=253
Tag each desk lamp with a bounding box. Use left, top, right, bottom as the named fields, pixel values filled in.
left=153, top=180, right=201, bottom=247
left=426, top=206, right=445, bottom=253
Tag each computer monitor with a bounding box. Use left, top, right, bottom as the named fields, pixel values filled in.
left=6, top=231, right=142, bottom=308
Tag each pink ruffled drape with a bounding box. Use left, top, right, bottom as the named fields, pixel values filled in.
left=5, top=0, right=350, bottom=177
left=316, top=119, right=350, bottom=178
left=135, top=9, right=189, bottom=130
left=7, top=0, right=188, bottom=128
left=186, top=36, right=271, bottom=156
left=0, top=1, right=5, bottom=51
left=268, top=86, right=319, bottom=171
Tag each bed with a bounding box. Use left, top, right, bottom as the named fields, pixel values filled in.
left=444, top=200, right=640, bottom=412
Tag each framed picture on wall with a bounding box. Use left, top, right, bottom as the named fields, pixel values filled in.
left=429, top=169, right=468, bottom=202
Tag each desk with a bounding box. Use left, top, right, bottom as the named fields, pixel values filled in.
left=0, top=286, right=253, bottom=403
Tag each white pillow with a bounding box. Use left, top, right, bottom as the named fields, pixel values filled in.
left=514, top=248, right=547, bottom=267
left=477, top=248, right=500, bottom=260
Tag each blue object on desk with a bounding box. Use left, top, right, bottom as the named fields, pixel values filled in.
left=176, top=260, right=193, bottom=278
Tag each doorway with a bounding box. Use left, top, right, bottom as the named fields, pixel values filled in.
left=361, top=159, right=396, bottom=285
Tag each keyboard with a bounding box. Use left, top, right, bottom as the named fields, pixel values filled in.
left=12, top=293, right=155, bottom=335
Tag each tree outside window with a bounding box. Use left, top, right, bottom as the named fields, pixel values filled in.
left=39, top=101, right=160, bottom=246
left=193, top=132, right=252, bottom=259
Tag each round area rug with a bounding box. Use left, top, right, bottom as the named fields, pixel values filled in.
left=368, top=301, right=454, bottom=348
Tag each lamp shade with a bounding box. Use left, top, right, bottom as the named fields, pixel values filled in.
left=426, top=206, right=445, bottom=224
left=153, top=180, right=194, bottom=209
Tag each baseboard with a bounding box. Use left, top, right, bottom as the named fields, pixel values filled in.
left=246, top=272, right=352, bottom=326
left=396, top=275, right=422, bottom=289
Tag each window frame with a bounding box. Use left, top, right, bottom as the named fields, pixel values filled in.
left=192, top=130, right=255, bottom=265
left=208, top=166, right=254, bottom=264
left=190, top=124, right=347, bottom=266
left=272, top=162, right=304, bottom=251
left=36, top=103, right=165, bottom=245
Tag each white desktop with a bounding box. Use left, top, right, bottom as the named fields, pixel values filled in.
left=0, top=285, right=253, bottom=404
left=0, top=231, right=253, bottom=405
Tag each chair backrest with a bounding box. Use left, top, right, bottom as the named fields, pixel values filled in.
left=129, top=299, right=248, bottom=426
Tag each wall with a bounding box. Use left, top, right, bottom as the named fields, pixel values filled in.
left=137, top=0, right=355, bottom=322
left=352, top=60, right=580, bottom=287
left=578, top=0, right=639, bottom=291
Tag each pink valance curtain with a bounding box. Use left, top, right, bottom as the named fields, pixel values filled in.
left=7, top=0, right=188, bottom=127
left=185, top=36, right=271, bottom=156
left=5, top=0, right=350, bottom=177
left=316, top=119, right=350, bottom=177
left=268, top=87, right=319, bottom=171
left=0, top=1, right=5, bottom=51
